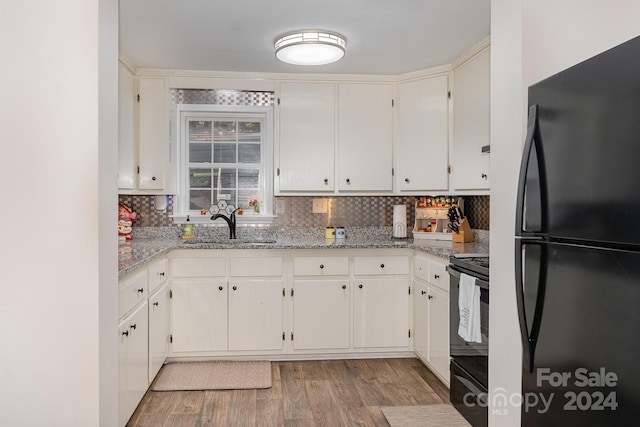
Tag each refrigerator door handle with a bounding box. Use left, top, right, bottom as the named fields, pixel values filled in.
left=515, top=104, right=543, bottom=236
left=515, top=240, right=547, bottom=373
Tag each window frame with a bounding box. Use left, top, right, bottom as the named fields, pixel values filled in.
left=173, top=104, right=274, bottom=224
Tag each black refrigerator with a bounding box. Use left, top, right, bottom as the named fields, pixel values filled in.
left=515, top=35, right=640, bottom=426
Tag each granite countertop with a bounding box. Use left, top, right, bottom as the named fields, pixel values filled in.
left=118, top=226, right=489, bottom=277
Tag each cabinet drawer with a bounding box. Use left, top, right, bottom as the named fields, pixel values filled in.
left=414, top=256, right=430, bottom=282
left=172, top=257, right=226, bottom=278
left=354, top=256, right=409, bottom=275
left=148, top=258, right=168, bottom=292
left=230, top=257, right=283, bottom=277
left=293, top=256, right=349, bottom=276
left=119, top=269, right=148, bottom=318
left=430, top=260, right=449, bottom=292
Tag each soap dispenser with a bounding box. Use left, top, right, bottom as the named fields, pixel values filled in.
left=181, top=215, right=195, bottom=240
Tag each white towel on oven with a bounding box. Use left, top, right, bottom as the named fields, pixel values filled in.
left=458, top=273, right=482, bottom=343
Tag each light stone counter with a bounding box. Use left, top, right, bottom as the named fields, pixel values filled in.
left=118, top=226, right=489, bottom=277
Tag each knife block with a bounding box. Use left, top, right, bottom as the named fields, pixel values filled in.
left=452, top=218, right=475, bottom=243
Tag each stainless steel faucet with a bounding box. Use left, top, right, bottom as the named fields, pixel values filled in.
left=211, top=208, right=239, bottom=239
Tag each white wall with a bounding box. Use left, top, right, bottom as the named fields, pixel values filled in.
left=490, top=1, right=640, bottom=426
left=0, top=0, right=118, bottom=426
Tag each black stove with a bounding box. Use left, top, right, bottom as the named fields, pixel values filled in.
left=448, top=252, right=490, bottom=427
left=450, top=253, right=489, bottom=278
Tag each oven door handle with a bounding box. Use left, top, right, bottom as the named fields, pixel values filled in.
left=447, top=265, right=490, bottom=290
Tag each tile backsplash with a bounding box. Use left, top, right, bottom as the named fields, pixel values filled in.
left=118, top=195, right=490, bottom=230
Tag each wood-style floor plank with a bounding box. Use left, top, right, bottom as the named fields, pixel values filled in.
left=127, top=358, right=450, bottom=427
left=281, top=361, right=314, bottom=422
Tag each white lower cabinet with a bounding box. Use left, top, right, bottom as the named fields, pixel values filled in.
left=413, top=281, right=429, bottom=360
left=171, top=279, right=228, bottom=353
left=413, top=254, right=450, bottom=385
left=427, top=284, right=450, bottom=382
left=353, top=278, right=410, bottom=348
left=118, top=301, right=148, bottom=427
left=118, top=256, right=168, bottom=427
left=228, top=279, right=284, bottom=351
left=169, top=252, right=284, bottom=355
left=292, top=279, right=350, bottom=350
left=148, top=282, right=170, bottom=382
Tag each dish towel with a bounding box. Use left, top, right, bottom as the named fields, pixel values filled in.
left=458, top=273, right=482, bottom=343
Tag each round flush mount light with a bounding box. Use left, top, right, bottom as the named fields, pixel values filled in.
left=274, top=30, right=346, bottom=66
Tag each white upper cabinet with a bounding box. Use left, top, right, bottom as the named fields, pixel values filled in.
left=118, top=70, right=170, bottom=193
left=451, top=45, right=490, bottom=191
left=137, top=77, right=169, bottom=191
left=338, top=83, right=393, bottom=192
left=395, top=74, right=450, bottom=193
left=277, top=82, right=335, bottom=192
left=118, top=62, right=136, bottom=190
left=277, top=81, right=394, bottom=195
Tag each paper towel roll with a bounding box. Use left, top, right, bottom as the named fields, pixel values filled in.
left=392, top=204, right=407, bottom=238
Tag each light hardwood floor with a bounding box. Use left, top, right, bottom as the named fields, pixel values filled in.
left=127, top=358, right=450, bottom=427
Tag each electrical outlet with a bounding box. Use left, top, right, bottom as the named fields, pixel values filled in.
left=312, top=198, right=328, bottom=213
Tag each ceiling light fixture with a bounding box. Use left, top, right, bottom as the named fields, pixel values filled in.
left=274, top=30, right=346, bottom=66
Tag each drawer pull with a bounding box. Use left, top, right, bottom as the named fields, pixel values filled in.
left=232, top=286, right=237, bottom=291
left=434, top=274, right=440, bottom=279
left=130, top=323, right=137, bottom=330
left=320, top=264, right=324, bottom=269
left=359, top=284, right=363, bottom=289
left=159, top=272, right=165, bottom=276
left=324, top=178, right=329, bottom=184
left=404, top=178, right=410, bottom=183
left=219, top=286, right=223, bottom=291
left=342, top=284, right=347, bottom=290
left=136, top=288, right=144, bottom=294
left=421, top=290, right=427, bottom=295
left=428, top=295, right=434, bottom=300
left=153, top=302, right=159, bottom=306
left=122, top=330, right=129, bottom=337
left=380, top=264, right=385, bottom=268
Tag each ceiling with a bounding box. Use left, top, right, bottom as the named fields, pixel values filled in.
left=119, top=0, right=490, bottom=76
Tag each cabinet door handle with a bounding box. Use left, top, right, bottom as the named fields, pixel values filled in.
left=481, top=173, right=488, bottom=179
left=159, top=272, right=165, bottom=276
left=153, top=301, right=159, bottom=306
left=137, top=288, right=144, bottom=294
left=320, top=264, right=324, bottom=269
left=122, top=330, right=129, bottom=337
left=434, top=274, right=440, bottom=279
left=380, top=264, right=385, bottom=268
left=130, top=323, right=137, bottom=330
left=421, top=290, right=426, bottom=295
left=404, top=178, right=410, bottom=183
left=324, top=178, right=329, bottom=184
left=346, top=178, right=351, bottom=184
left=342, top=284, right=347, bottom=290
left=218, top=286, right=223, bottom=291
left=232, top=285, right=237, bottom=291
left=359, top=284, right=363, bottom=289
left=152, top=176, right=157, bottom=181
left=428, top=295, right=434, bottom=300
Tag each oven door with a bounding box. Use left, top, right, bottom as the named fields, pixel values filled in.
left=449, top=264, right=489, bottom=387
left=450, top=359, right=488, bottom=427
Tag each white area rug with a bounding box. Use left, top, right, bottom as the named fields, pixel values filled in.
left=151, top=360, right=272, bottom=391
left=382, top=404, right=471, bottom=427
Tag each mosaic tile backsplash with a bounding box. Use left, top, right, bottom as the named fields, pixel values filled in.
left=118, top=195, right=490, bottom=231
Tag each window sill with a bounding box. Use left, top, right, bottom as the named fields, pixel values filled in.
left=172, top=214, right=276, bottom=226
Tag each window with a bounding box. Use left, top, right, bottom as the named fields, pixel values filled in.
left=175, top=105, right=273, bottom=223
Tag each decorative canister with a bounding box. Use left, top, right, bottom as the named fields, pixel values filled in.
left=325, top=226, right=336, bottom=239
left=335, top=226, right=346, bottom=239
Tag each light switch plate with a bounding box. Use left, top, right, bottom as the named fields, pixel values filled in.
left=312, top=198, right=328, bottom=213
